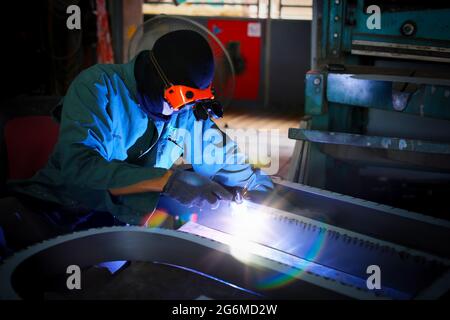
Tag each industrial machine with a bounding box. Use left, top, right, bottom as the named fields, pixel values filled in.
left=288, top=0, right=450, bottom=218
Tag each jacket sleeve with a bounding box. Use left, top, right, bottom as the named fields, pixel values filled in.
left=190, top=119, right=273, bottom=192
left=58, top=71, right=167, bottom=192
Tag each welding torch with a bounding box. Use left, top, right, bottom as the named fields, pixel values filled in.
left=232, top=182, right=267, bottom=205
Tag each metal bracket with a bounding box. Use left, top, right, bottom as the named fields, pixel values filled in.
left=305, top=72, right=326, bottom=115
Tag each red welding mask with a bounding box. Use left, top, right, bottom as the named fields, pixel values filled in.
left=149, top=51, right=217, bottom=112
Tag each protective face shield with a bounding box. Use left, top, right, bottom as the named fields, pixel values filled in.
left=149, top=50, right=223, bottom=120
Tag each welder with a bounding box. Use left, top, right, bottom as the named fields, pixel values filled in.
left=1, top=30, right=272, bottom=255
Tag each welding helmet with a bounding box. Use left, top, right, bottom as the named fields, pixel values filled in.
left=135, top=30, right=223, bottom=120
left=148, top=50, right=209, bottom=107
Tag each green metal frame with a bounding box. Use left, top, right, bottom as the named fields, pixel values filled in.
left=292, top=1, right=450, bottom=215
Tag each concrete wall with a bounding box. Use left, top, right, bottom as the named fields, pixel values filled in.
left=268, top=19, right=311, bottom=112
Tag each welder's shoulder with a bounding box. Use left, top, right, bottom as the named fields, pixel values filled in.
left=63, top=64, right=125, bottom=118
left=69, top=63, right=124, bottom=93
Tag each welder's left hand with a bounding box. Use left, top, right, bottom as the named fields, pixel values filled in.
left=193, top=100, right=223, bottom=121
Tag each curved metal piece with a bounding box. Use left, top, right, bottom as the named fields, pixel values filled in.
left=0, top=226, right=391, bottom=300
left=0, top=227, right=321, bottom=299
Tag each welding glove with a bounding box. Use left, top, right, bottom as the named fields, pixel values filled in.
left=163, top=169, right=233, bottom=210
left=239, top=168, right=274, bottom=202
left=193, top=100, right=224, bottom=121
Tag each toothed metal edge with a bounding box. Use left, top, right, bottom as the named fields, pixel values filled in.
left=0, top=226, right=389, bottom=300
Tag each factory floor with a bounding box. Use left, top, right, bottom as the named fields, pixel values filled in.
left=214, top=108, right=302, bottom=178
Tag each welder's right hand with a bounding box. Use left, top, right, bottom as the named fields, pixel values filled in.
left=193, top=100, right=223, bottom=121
left=163, top=169, right=233, bottom=210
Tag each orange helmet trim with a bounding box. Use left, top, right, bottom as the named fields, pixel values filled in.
left=164, top=84, right=215, bottom=110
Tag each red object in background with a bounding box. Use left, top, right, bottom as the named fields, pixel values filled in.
left=96, top=0, right=114, bottom=64
left=208, top=19, right=261, bottom=100
left=5, top=116, right=60, bottom=180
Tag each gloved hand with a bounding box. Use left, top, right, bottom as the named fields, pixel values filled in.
left=248, top=168, right=274, bottom=192
left=163, top=169, right=233, bottom=210
left=241, top=169, right=274, bottom=202
left=193, top=99, right=223, bottom=121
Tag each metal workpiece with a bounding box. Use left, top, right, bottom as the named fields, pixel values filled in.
left=1, top=180, right=449, bottom=300
left=0, top=227, right=387, bottom=300
left=0, top=227, right=377, bottom=300
left=288, top=129, right=450, bottom=155
left=195, top=205, right=449, bottom=299
left=270, top=179, right=450, bottom=259
left=194, top=180, right=450, bottom=299
left=0, top=227, right=272, bottom=300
